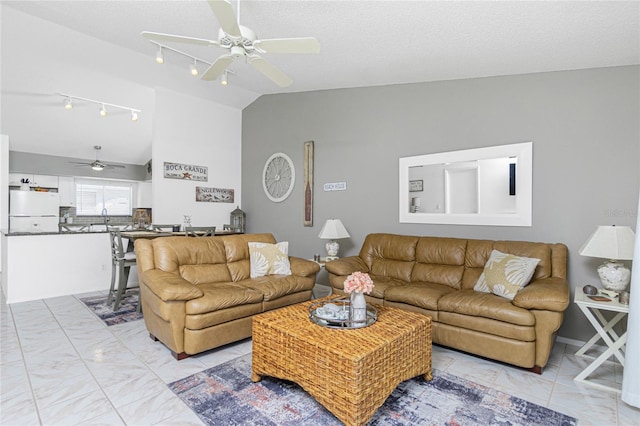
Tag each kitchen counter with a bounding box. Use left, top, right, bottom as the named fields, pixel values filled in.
left=1, top=231, right=116, bottom=303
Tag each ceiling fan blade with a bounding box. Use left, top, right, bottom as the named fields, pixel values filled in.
left=253, top=38, right=320, bottom=54
left=104, top=164, right=126, bottom=169
left=208, top=0, right=241, bottom=38
left=201, top=54, right=234, bottom=81
left=141, top=31, right=219, bottom=47
left=69, top=161, right=91, bottom=166
left=248, top=55, right=293, bottom=87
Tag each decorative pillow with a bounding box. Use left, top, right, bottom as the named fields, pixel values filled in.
left=248, top=242, right=291, bottom=278
left=473, top=250, right=540, bottom=300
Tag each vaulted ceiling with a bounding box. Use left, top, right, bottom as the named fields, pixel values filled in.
left=2, top=1, right=638, bottom=166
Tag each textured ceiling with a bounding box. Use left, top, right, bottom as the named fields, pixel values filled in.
left=6, top=0, right=639, bottom=94
left=2, top=0, right=639, bottom=165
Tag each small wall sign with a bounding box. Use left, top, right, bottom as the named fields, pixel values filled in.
left=323, top=182, right=347, bottom=192
left=196, top=186, right=234, bottom=203
left=164, top=162, right=208, bottom=181
left=409, top=179, right=423, bottom=192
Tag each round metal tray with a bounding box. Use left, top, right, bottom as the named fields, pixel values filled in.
left=308, top=297, right=377, bottom=329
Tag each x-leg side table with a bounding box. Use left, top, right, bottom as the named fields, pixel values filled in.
left=574, top=290, right=628, bottom=393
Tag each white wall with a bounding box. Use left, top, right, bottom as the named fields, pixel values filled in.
left=1, top=135, right=8, bottom=275
left=152, top=88, right=242, bottom=229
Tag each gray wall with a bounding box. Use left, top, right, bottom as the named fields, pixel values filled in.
left=242, top=66, right=640, bottom=341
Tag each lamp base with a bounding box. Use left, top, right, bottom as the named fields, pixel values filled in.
left=325, top=240, right=340, bottom=257
left=597, top=260, right=631, bottom=292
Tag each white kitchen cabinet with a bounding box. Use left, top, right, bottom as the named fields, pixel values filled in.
left=135, top=181, right=152, bottom=208
left=34, top=174, right=58, bottom=188
left=8, top=173, right=33, bottom=187
left=58, top=176, right=76, bottom=206
left=8, top=173, right=58, bottom=188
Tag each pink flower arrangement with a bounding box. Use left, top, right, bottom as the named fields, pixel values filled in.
left=343, top=271, right=375, bottom=294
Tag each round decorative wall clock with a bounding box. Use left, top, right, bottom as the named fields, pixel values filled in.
left=262, top=152, right=295, bottom=202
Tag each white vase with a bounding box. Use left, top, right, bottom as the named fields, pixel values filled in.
left=349, top=291, right=367, bottom=327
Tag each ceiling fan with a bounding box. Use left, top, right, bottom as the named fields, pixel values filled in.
left=141, top=0, right=320, bottom=87
left=70, top=146, right=125, bottom=171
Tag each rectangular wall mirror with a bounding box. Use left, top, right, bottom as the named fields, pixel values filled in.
left=399, top=142, right=532, bottom=226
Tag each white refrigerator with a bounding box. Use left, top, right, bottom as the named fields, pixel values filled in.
left=9, top=190, right=60, bottom=233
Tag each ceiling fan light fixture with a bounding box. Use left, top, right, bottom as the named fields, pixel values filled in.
left=63, top=97, right=73, bottom=110
left=92, top=163, right=105, bottom=171
left=156, top=47, right=164, bottom=64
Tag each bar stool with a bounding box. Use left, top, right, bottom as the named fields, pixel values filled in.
left=107, top=227, right=139, bottom=312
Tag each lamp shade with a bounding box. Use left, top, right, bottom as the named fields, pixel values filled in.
left=579, top=225, right=635, bottom=260
left=318, top=219, right=350, bottom=240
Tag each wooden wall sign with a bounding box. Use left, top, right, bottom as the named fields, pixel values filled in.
left=303, top=141, right=314, bottom=227
left=195, top=186, right=234, bottom=203
left=164, top=162, right=208, bottom=181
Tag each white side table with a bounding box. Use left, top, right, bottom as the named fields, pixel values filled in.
left=573, top=290, right=628, bottom=393
left=309, top=258, right=328, bottom=298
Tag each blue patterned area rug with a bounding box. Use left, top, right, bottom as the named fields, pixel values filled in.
left=80, top=294, right=142, bottom=326
left=169, top=354, right=577, bottom=426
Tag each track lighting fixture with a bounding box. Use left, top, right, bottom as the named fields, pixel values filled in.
left=57, top=93, right=141, bottom=121
left=156, top=47, right=164, bottom=64
left=147, top=41, right=233, bottom=85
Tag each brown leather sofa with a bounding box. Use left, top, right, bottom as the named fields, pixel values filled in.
left=135, top=233, right=320, bottom=359
left=325, top=233, right=570, bottom=373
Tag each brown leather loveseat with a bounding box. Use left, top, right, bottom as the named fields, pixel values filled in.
left=325, top=233, right=570, bottom=373
left=135, top=233, right=320, bottom=359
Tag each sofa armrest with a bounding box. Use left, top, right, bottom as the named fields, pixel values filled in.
left=324, top=256, right=369, bottom=276
left=512, top=277, right=570, bottom=312
left=289, top=257, right=321, bottom=277
left=141, top=269, right=204, bottom=302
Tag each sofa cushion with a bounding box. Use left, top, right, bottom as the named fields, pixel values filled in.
left=248, top=242, right=291, bottom=278
left=185, top=282, right=264, bottom=315
left=493, top=241, right=551, bottom=280
left=237, top=275, right=313, bottom=301
left=359, top=275, right=406, bottom=299
left=152, top=236, right=227, bottom=274
left=438, top=289, right=535, bottom=326
left=359, top=233, right=418, bottom=282
left=412, top=237, right=466, bottom=289
left=385, top=282, right=456, bottom=311
left=473, top=250, right=540, bottom=300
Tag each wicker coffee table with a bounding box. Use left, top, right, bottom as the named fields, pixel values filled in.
left=251, top=298, right=432, bottom=426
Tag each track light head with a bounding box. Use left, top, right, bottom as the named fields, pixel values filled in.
left=190, top=61, right=199, bottom=76
left=63, top=97, right=73, bottom=110
left=221, top=71, right=228, bottom=86
left=156, top=47, right=164, bottom=64
left=99, top=105, right=107, bottom=117
left=131, top=110, right=139, bottom=121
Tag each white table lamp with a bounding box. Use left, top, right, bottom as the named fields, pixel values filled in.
left=318, top=219, right=350, bottom=260
left=579, top=225, right=635, bottom=292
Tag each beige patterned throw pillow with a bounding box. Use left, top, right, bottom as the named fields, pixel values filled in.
left=248, top=242, right=292, bottom=278
left=473, top=250, right=540, bottom=300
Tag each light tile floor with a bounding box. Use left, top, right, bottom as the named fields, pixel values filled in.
left=1, top=285, right=639, bottom=425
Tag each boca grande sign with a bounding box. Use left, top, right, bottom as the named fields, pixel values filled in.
left=164, top=162, right=208, bottom=181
